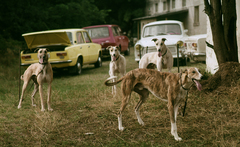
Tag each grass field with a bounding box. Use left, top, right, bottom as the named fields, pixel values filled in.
left=0, top=48, right=239, bottom=146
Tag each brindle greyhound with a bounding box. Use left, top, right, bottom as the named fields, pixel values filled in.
left=105, top=67, right=202, bottom=141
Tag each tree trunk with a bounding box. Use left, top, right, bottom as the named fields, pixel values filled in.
left=204, top=0, right=238, bottom=64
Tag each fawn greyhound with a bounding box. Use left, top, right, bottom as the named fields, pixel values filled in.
left=18, top=48, right=53, bottom=111
left=105, top=67, right=202, bottom=141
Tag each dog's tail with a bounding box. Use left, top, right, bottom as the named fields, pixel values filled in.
left=104, top=76, right=124, bottom=86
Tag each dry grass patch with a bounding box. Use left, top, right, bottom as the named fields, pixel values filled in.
left=1, top=48, right=240, bottom=146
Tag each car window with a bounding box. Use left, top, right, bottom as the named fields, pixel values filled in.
left=66, top=32, right=73, bottom=44
left=76, top=32, right=84, bottom=44
left=85, top=27, right=109, bottom=39
left=143, top=24, right=182, bottom=38
left=112, top=27, right=120, bottom=36
left=116, top=27, right=123, bottom=35
left=83, top=32, right=92, bottom=43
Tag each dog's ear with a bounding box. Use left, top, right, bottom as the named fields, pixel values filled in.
left=181, top=69, right=188, bottom=84
left=162, top=38, right=167, bottom=42
left=183, top=69, right=187, bottom=73
left=151, top=38, right=158, bottom=42
left=116, top=46, right=120, bottom=51
left=34, top=48, right=40, bottom=53
left=106, top=46, right=112, bottom=50
left=45, top=48, right=50, bottom=52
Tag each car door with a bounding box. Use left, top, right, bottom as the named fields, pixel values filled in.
left=76, top=31, right=89, bottom=63
left=116, top=26, right=128, bottom=51
left=82, top=31, right=98, bottom=62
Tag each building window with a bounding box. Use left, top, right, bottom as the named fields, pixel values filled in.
left=194, top=6, right=199, bottom=26
left=172, top=0, right=175, bottom=9
left=182, top=0, right=186, bottom=7
left=163, top=1, right=167, bottom=11
left=155, top=3, right=158, bottom=12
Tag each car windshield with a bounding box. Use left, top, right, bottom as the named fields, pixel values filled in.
left=85, top=27, right=109, bottom=39
left=143, top=23, right=182, bottom=38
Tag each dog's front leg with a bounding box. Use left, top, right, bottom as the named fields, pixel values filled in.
left=47, top=83, right=53, bottom=111
left=168, top=92, right=182, bottom=141
left=39, top=84, right=45, bottom=111
left=157, top=58, right=163, bottom=71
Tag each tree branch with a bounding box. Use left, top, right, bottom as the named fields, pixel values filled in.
left=204, top=0, right=212, bottom=16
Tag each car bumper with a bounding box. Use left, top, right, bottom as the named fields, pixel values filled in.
left=21, top=60, right=72, bottom=66
left=185, top=52, right=206, bottom=61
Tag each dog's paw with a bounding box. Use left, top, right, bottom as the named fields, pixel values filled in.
left=174, top=136, right=182, bottom=141
left=48, top=108, right=53, bottom=111
left=138, top=120, right=145, bottom=126
left=119, top=127, right=124, bottom=131
left=32, top=104, right=36, bottom=107
left=17, top=105, right=21, bottom=109
left=41, top=109, right=45, bottom=112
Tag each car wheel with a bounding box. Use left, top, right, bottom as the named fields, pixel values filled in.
left=74, top=58, right=82, bottom=75
left=95, top=56, right=102, bottom=68
left=124, top=47, right=130, bottom=56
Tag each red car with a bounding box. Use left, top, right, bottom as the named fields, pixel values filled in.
left=83, top=24, right=130, bottom=56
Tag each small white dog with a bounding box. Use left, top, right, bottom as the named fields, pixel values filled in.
left=107, top=46, right=126, bottom=95
left=139, top=38, right=173, bottom=72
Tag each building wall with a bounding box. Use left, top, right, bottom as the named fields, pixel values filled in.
left=144, top=0, right=207, bottom=36
left=186, top=1, right=207, bottom=35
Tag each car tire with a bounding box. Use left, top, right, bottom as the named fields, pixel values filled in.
left=94, top=56, right=102, bottom=68
left=124, top=47, right=130, bottom=56
left=74, top=57, right=82, bottom=75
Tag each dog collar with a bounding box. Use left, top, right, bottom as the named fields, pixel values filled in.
left=180, top=72, right=193, bottom=91
left=116, top=55, right=120, bottom=61
left=39, top=62, right=48, bottom=65
left=162, top=50, right=167, bottom=57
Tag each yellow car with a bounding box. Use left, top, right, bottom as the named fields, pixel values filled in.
left=21, top=29, right=102, bottom=74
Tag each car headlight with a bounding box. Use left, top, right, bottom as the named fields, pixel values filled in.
left=177, top=41, right=184, bottom=47
left=135, top=44, right=141, bottom=50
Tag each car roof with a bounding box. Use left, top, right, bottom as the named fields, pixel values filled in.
left=22, top=28, right=85, bottom=36
left=144, top=20, right=183, bottom=27
left=83, top=24, right=118, bottom=29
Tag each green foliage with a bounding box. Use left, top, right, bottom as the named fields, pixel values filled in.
left=0, top=0, right=145, bottom=56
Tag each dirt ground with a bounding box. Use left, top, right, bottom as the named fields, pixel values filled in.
left=194, top=62, right=240, bottom=93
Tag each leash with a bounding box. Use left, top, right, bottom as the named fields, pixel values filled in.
left=182, top=91, right=188, bottom=117
left=161, top=50, right=168, bottom=65
left=180, top=72, right=193, bottom=117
